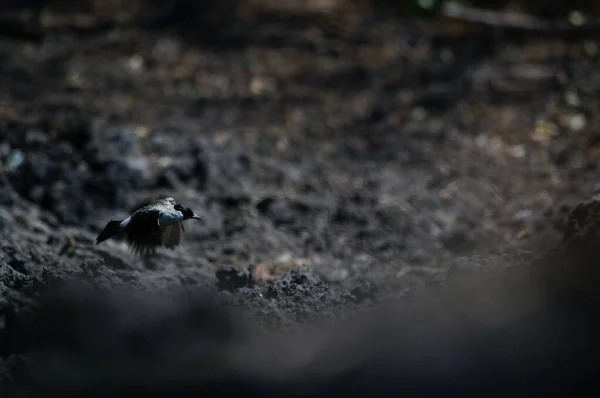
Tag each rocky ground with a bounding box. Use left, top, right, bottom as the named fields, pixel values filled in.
left=2, top=1, right=600, bottom=396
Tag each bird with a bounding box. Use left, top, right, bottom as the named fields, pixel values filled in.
left=95, top=197, right=202, bottom=257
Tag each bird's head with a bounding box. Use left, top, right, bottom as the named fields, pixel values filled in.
left=174, top=203, right=202, bottom=221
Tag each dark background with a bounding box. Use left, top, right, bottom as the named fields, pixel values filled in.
left=1, top=1, right=600, bottom=396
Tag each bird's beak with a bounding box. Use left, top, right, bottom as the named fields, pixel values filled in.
left=192, top=214, right=202, bottom=221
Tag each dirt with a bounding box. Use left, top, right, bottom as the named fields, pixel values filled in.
left=2, top=1, right=600, bottom=396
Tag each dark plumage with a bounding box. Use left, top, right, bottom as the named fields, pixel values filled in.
left=96, top=197, right=202, bottom=257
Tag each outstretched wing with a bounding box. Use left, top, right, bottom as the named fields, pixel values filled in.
left=162, top=222, right=183, bottom=249
left=125, top=209, right=163, bottom=257
left=129, top=239, right=159, bottom=257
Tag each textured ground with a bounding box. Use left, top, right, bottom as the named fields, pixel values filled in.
left=2, top=1, right=600, bottom=396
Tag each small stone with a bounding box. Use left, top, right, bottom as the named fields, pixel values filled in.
left=567, top=114, right=587, bottom=132
left=411, top=107, right=427, bottom=121
left=127, top=55, right=144, bottom=73
left=513, top=209, right=532, bottom=221
left=475, top=134, right=489, bottom=148
left=584, top=41, right=598, bottom=56
left=134, top=125, right=150, bottom=139
left=6, top=149, right=24, bottom=171
left=568, top=10, right=585, bottom=26
left=351, top=280, right=379, bottom=303
left=215, top=265, right=254, bottom=292
left=249, top=76, right=270, bottom=95
left=152, top=37, right=181, bottom=61
left=324, top=268, right=349, bottom=283
left=0, top=143, right=10, bottom=157
left=531, top=120, right=558, bottom=144
left=441, top=229, right=476, bottom=254
left=510, top=144, right=526, bottom=159
left=565, top=91, right=581, bottom=107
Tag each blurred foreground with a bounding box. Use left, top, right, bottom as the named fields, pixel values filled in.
left=2, top=0, right=600, bottom=396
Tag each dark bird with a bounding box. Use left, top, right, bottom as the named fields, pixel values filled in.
left=96, top=197, right=202, bottom=257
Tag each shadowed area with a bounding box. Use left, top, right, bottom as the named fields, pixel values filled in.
left=4, top=243, right=600, bottom=397
left=2, top=0, right=600, bottom=396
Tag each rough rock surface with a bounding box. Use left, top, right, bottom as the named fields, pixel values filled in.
left=2, top=1, right=600, bottom=396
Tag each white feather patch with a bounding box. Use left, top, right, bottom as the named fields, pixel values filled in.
left=120, top=216, right=131, bottom=229
left=158, top=210, right=184, bottom=226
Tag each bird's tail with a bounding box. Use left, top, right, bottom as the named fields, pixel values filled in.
left=95, top=220, right=123, bottom=245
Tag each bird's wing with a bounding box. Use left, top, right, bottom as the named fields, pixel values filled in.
left=154, top=197, right=176, bottom=208
left=125, top=210, right=163, bottom=257
left=162, top=223, right=182, bottom=249
left=133, top=197, right=176, bottom=218
left=129, top=240, right=158, bottom=257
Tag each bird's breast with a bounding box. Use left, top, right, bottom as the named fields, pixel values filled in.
left=158, top=211, right=184, bottom=226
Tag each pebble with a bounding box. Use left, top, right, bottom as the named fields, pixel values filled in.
left=7, top=149, right=25, bottom=171
left=566, top=114, right=587, bottom=132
